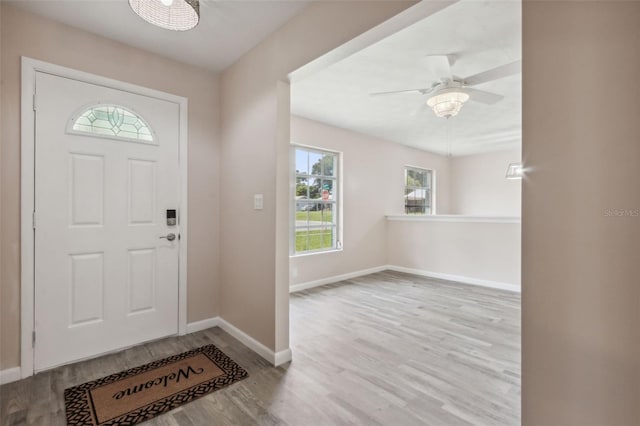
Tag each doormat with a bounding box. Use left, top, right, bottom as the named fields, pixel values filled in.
left=64, top=345, right=248, bottom=426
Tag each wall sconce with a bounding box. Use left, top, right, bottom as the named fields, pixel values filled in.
left=506, top=162, right=523, bottom=179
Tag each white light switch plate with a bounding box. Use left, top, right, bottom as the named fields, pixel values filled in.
left=254, top=194, right=264, bottom=210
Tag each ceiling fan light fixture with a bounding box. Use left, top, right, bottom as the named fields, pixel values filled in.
left=129, top=0, right=200, bottom=31
left=426, top=90, right=470, bottom=118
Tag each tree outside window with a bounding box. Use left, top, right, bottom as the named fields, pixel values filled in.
left=404, top=167, right=433, bottom=215
left=294, top=147, right=340, bottom=254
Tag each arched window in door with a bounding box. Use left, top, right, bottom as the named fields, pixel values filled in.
left=69, top=104, right=155, bottom=143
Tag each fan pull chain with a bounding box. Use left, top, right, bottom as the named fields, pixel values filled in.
left=446, top=118, right=452, bottom=157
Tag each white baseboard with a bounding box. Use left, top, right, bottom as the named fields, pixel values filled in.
left=186, top=317, right=221, bottom=334
left=290, top=265, right=388, bottom=293
left=0, top=367, right=22, bottom=385
left=217, top=318, right=292, bottom=367
left=187, top=316, right=291, bottom=367
left=289, top=264, right=519, bottom=294
left=274, top=348, right=293, bottom=366
left=2, top=317, right=283, bottom=385
left=385, top=265, right=521, bottom=293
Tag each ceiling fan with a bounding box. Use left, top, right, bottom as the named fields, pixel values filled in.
left=370, top=55, right=521, bottom=119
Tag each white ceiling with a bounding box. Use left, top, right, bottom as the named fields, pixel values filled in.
left=291, top=0, right=522, bottom=157
left=7, top=0, right=311, bottom=72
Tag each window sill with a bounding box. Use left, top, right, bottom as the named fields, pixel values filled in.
left=386, top=214, right=521, bottom=224
left=290, top=248, right=343, bottom=258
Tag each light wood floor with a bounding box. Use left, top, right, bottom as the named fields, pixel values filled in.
left=1, top=271, right=521, bottom=425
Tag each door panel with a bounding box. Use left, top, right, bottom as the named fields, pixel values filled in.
left=70, top=153, right=105, bottom=226
left=34, top=72, right=181, bottom=371
left=127, top=248, right=156, bottom=314
left=128, top=159, right=156, bottom=224
left=69, top=252, right=104, bottom=326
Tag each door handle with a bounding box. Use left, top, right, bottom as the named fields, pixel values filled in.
left=160, top=233, right=176, bottom=242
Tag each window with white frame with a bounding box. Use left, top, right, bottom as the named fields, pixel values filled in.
left=404, top=166, right=433, bottom=215
left=294, top=146, right=340, bottom=254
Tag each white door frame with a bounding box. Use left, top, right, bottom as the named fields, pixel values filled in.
left=20, top=57, right=189, bottom=378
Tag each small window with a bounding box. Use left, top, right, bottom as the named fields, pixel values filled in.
left=69, top=104, right=154, bottom=143
left=404, top=166, right=433, bottom=215
left=293, top=146, right=340, bottom=254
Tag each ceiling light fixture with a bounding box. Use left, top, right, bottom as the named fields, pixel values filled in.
left=505, top=162, right=524, bottom=179
left=426, top=88, right=470, bottom=119
left=129, top=0, right=200, bottom=31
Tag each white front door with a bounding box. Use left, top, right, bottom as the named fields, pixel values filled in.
left=34, top=72, right=181, bottom=371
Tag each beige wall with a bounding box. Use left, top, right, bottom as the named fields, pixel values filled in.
left=387, top=219, right=521, bottom=286
left=290, top=115, right=451, bottom=285
left=450, top=149, right=521, bottom=217
left=0, top=1, right=5, bottom=372
left=220, top=1, right=418, bottom=352
left=522, top=1, right=640, bottom=424
left=0, top=4, right=221, bottom=370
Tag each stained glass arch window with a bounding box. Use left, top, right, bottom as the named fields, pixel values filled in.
left=69, top=104, right=154, bottom=143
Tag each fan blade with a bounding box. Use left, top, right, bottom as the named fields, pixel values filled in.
left=462, top=60, right=521, bottom=86
left=465, top=88, right=504, bottom=104
left=423, top=55, right=453, bottom=80
left=370, top=88, right=430, bottom=97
